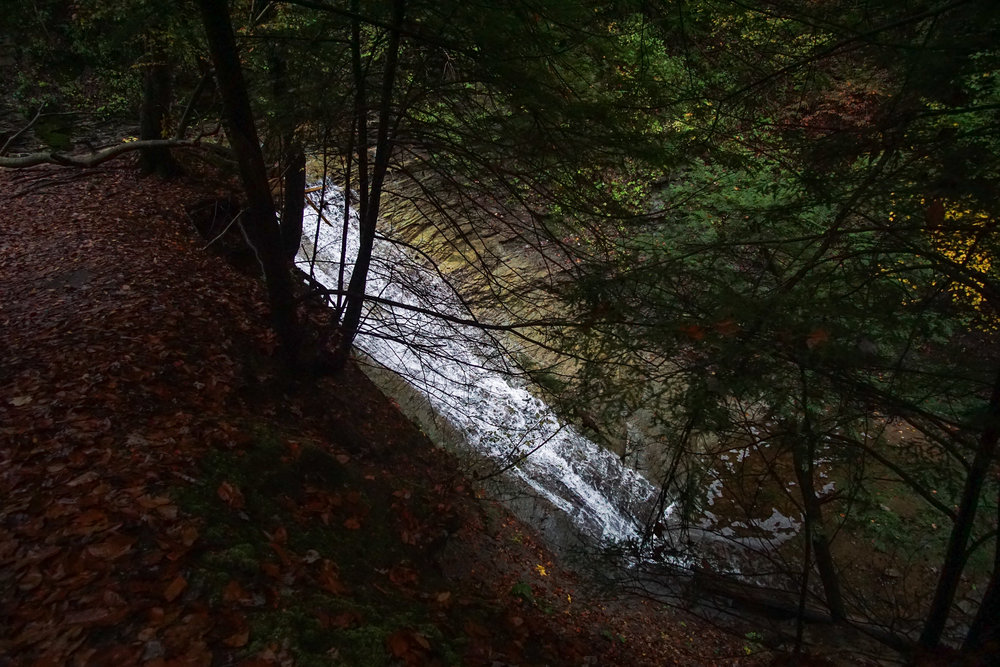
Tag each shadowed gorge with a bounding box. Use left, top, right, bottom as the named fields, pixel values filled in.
left=2, top=1, right=1000, bottom=664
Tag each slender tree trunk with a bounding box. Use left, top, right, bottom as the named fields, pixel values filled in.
left=792, top=433, right=847, bottom=622
left=333, top=0, right=405, bottom=369
left=920, top=369, right=1000, bottom=647
left=793, top=369, right=847, bottom=622
left=138, top=46, right=181, bottom=178
left=174, top=64, right=213, bottom=140
left=281, top=143, right=306, bottom=261
left=266, top=39, right=305, bottom=263
left=197, top=0, right=299, bottom=365
left=963, top=481, right=1000, bottom=657
left=795, top=516, right=813, bottom=655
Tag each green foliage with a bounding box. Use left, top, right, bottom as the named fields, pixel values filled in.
left=510, top=579, right=535, bottom=604
left=742, top=630, right=764, bottom=655
left=1, top=0, right=209, bottom=141
left=541, top=0, right=1000, bottom=642
left=32, top=114, right=75, bottom=150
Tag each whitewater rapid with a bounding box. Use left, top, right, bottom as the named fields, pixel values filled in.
left=295, top=186, right=660, bottom=544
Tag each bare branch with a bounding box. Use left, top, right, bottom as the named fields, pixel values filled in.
left=175, top=68, right=216, bottom=139
left=277, top=0, right=467, bottom=52
left=0, top=105, right=45, bottom=156
left=300, top=274, right=572, bottom=332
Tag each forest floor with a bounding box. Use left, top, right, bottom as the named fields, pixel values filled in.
left=0, top=158, right=768, bottom=666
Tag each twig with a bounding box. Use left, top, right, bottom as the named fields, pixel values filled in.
left=0, top=105, right=44, bottom=156
left=200, top=209, right=245, bottom=250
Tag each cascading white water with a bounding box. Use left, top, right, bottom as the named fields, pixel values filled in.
left=296, top=186, right=662, bottom=545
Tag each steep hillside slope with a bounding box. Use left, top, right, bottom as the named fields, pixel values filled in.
left=0, top=160, right=760, bottom=665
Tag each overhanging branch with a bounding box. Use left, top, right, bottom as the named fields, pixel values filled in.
left=302, top=277, right=571, bottom=332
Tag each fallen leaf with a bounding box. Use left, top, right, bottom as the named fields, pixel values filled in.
left=223, top=628, right=250, bottom=648
left=148, top=607, right=166, bottom=627
left=464, top=620, right=490, bottom=638
left=386, top=629, right=429, bottom=665
left=137, top=495, right=173, bottom=509
left=23, top=545, right=61, bottom=564
left=71, top=509, right=112, bottom=536
left=217, top=481, right=245, bottom=509
left=269, top=525, right=288, bottom=545
left=714, top=318, right=740, bottom=337
left=180, top=525, right=199, bottom=547
left=325, top=611, right=362, bottom=629
left=164, top=575, right=187, bottom=602
left=388, top=564, right=418, bottom=587
left=680, top=324, right=705, bottom=341
left=343, top=517, right=362, bottom=530
left=65, top=606, right=127, bottom=626
left=223, top=579, right=250, bottom=604
left=67, top=471, right=99, bottom=487
left=155, top=504, right=178, bottom=520
left=86, top=534, right=136, bottom=560
left=317, top=559, right=347, bottom=595
left=10, top=395, right=33, bottom=406
left=806, top=328, right=830, bottom=349
left=387, top=630, right=412, bottom=659
left=103, top=589, right=126, bottom=607
left=18, top=567, right=43, bottom=591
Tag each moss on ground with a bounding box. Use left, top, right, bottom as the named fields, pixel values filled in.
left=173, top=423, right=467, bottom=665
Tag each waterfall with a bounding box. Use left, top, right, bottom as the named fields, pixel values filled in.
left=296, top=186, right=662, bottom=546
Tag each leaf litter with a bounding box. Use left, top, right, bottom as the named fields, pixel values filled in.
left=0, top=161, right=762, bottom=665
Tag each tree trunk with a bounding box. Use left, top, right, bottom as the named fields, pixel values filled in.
left=197, top=0, right=299, bottom=365
left=138, top=48, right=181, bottom=178
left=963, top=486, right=1000, bottom=657
left=333, top=0, right=405, bottom=369
left=792, top=432, right=847, bottom=622
left=174, top=64, right=213, bottom=140
left=281, top=144, right=306, bottom=262
left=920, top=369, right=1000, bottom=647
left=265, top=35, right=305, bottom=264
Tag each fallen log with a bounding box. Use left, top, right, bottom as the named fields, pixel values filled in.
left=692, top=566, right=832, bottom=623
left=0, top=139, right=228, bottom=169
